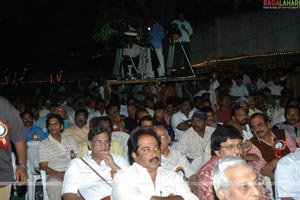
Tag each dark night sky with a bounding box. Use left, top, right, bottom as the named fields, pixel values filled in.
left=0, top=0, right=261, bottom=79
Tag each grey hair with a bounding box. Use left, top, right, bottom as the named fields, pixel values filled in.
left=212, top=156, right=247, bottom=193
left=153, top=125, right=168, bottom=134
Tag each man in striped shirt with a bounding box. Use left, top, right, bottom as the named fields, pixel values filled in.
left=38, top=114, right=78, bottom=200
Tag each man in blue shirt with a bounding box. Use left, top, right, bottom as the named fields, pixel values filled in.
left=149, top=16, right=166, bottom=77
left=21, top=111, right=47, bottom=141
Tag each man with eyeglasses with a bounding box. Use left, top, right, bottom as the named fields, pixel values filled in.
left=154, top=126, right=195, bottom=180
left=112, top=129, right=198, bottom=200
left=63, top=126, right=128, bottom=200
left=192, top=125, right=272, bottom=200
left=247, top=113, right=296, bottom=182
left=38, top=114, right=78, bottom=200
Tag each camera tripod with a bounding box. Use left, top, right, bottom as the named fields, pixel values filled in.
left=167, top=37, right=195, bottom=77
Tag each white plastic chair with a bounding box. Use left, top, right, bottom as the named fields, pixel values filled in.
left=40, top=170, right=49, bottom=200
left=112, top=131, right=130, bottom=159
left=26, top=141, right=41, bottom=200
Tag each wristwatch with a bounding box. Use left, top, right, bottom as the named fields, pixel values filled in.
left=17, top=163, right=28, bottom=170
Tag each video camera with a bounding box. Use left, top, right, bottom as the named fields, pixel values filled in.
left=166, top=23, right=182, bottom=40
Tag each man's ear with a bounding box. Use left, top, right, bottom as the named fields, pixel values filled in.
left=88, top=141, right=92, bottom=150
left=216, top=189, right=226, bottom=200
left=132, top=152, right=138, bottom=162
left=214, top=150, right=220, bottom=157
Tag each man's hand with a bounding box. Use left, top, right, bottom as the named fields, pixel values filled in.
left=101, top=151, right=119, bottom=171
left=15, top=166, right=28, bottom=186
left=55, top=171, right=65, bottom=180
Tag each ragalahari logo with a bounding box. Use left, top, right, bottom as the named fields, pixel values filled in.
left=263, top=0, right=300, bottom=9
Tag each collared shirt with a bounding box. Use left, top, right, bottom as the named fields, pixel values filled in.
left=38, top=133, right=78, bottom=171
left=112, top=162, right=198, bottom=200
left=62, top=151, right=129, bottom=200
left=248, top=130, right=297, bottom=172
left=63, top=124, right=90, bottom=147
left=275, top=148, right=300, bottom=199
left=161, top=147, right=196, bottom=179
left=178, top=126, right=215, bottom=160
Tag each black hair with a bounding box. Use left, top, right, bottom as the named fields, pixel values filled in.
left=127, top=128, right=161, bottom=165
left=210, top=125, right=243, bottom=156
left=249, top=113, right=269, bottom=124
left=20, top=111, right=33, bottom=119
left=89, top=116, right=113, bottom=131
left=88, top=125, right=111, bottom=141
left=179, top=97, right=191, bottom=106
left=75, top=108, right=89, bottom=119
left=106, top=101, right=120, bottom=112
left=139, top=115, right=153, bottom=127
left=284, top=105, right=300, bottom=117
left=200, top=106, right=214, bottom=114
left=46, top=113, right=64, bottom=129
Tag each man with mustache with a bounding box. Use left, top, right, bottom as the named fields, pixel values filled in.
left=21, top=111, right=47, bottom=141
left=177, top=111, right=215, bottom=163
left=247, top=113, right=297, bottom=181
left=62, top=126, right=128, bottom=200
left=112, top=129, right=198, bottom=200
left=232, top=104, right=253, bottom=141
left=272, top=105, right=300, bottom=143
left=64, top=109, right=90, bottom=147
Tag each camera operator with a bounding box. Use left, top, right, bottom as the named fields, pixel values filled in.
left=122, top=37, right=140, bottom=78
left=148, top=16, right=166, bottom=78
left=171, top=13, right=193, bottom=68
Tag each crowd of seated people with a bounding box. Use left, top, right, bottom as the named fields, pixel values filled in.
left=2, top=69, right=300, bottom=200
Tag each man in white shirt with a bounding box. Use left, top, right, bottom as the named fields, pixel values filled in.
left=154, top=126, right=195, bottom=180
left=230, top=75, right=249, bottom=98
left=171, top=13, right=193, bottom=68
left=62, top=126, right=129, bottom=200
left=171, top=97, right=192, bottom=140
left=177, top=111, right=215, bottom=163
left=112, top=129, right=198, bottom=200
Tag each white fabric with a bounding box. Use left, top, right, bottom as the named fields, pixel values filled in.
left=62, top=151, right=129, bottom=200
left=230, top=85, right=249, bottom=97
left=171, top=111, right=191, bottom=140
left=177, top=126, right=215, bottom=160
left=161, top=148, right=196, bottom=179
left=154, top=48, right=165, bottom=77
left=271, top=107, right=285, bottom=127
left=171, top=19, right=193, bottom=43
left=268, top=85, right=284, bottom=96
left=112, top=162, right=198, bottom=200
left=275, top=148, right=300, bottom=200
left=242, top=124, right=254, bottom=142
